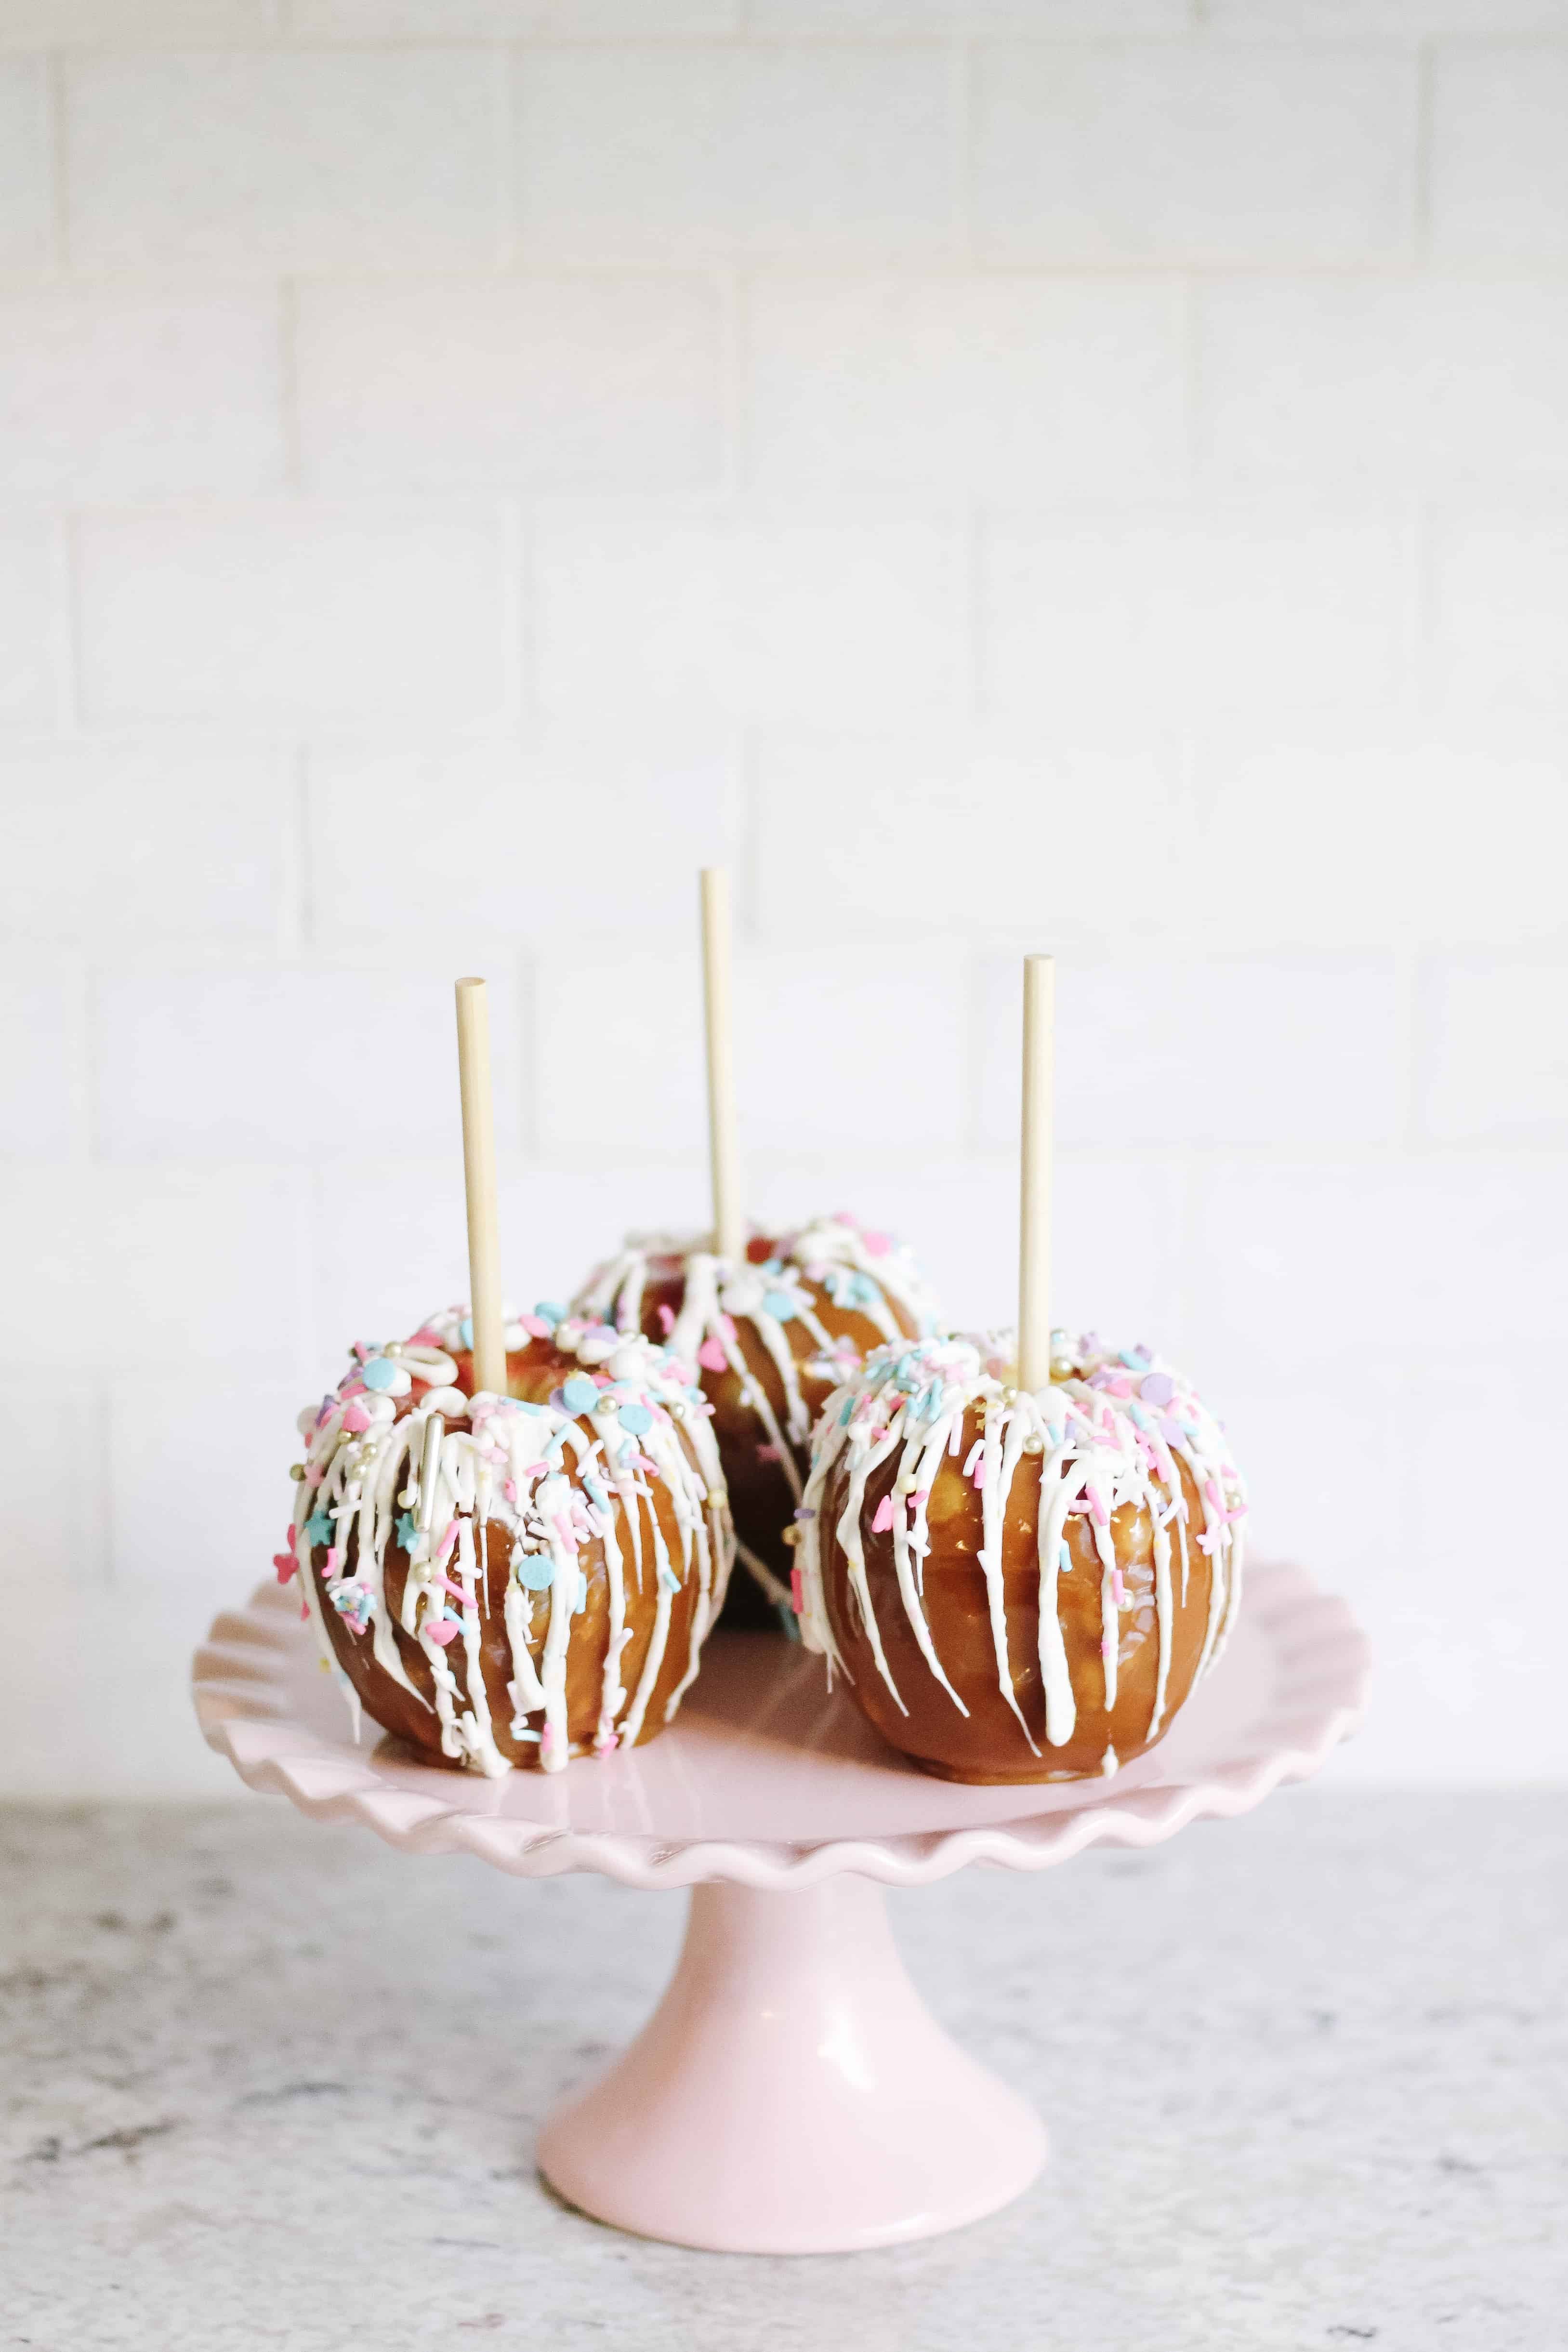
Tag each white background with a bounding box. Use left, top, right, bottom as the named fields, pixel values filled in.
left=1, top=0, right=1565, bottom=1793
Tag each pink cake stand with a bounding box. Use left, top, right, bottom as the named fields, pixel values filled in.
left=192, top=1562, right=1366, bottom=2256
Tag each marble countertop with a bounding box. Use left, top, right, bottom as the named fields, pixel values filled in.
left=1, top=1790, right=1563, bottom=2352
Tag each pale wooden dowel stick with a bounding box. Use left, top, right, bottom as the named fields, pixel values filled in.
left=454, top=977, right=508, bottom=1398
left=1018, top=954, right=1055, bottom=1393
left=699, top=867, right=743, bottom=1264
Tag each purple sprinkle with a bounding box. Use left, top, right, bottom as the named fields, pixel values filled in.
left=1160, top=1414, right=1186, bottom=1445
left=1139, top=1373, right=1175, bottom=1409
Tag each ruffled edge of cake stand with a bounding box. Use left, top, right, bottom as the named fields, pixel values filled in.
left=191, top=1564, right=1369, bottom=1891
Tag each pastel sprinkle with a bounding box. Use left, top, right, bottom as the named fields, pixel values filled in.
left=697, top=1338, right=729, bottom=1374
left=359, top=1356, right=400, bottom=1392
left=516, top=1554, right=554, bottom=1592
left=520, top=1313, right=554, bottom=1340
left=870, top=1493, right=896, bottom=1533
left=340, top=1402, right=370, bottom=1434
left=272, top=1549, right=296, bottom=1584
left=425, top=1619, right=460, bottom=1647
left=657, top=1304, right=675, bottom=1335
left=1139, top=1372, right=1175, bottom=1409
left=561, top=1375, right=599, bottom=1414
left=618, top=1401, right=653, bottom=1436
left=304, top=1509, right=334, bottom=1546
left=763, top=1290, right=798, bottom=1321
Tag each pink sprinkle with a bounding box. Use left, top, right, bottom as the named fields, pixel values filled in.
left=697, top=1338, right=728, bottom=1373
left=911, top=1488, right=929, bottom=1507
left=272, top=1550, right=296, bottom=1584
left=1205, top=1478, right=1224, bottom=1511
left=757, top=1442, right=781, bottom=1463
left=791, top=1566, right=804, bottom=1615
left=436, top=1521, right=458, bottom=1566
left=325, top=1547, right=343, bottom=1574
left=871, top=1493, right=896, bottom=1533
left=341, top=1402, right=370, bottom=1434
left=439, top=1576, right=468, bottom=1602
left=520, top=1314, right=553, bottom=1339
left=1111, top=1568, right=1126, bottom=1606
left=718, top=1314, right=738, bottom=1341
left=1101, top=1635, right=1114, bottom=1662
left=1227, top=1506, right=1248, bottom=1523
left=425, top=1619, right=460, bottom=1647
left=1089, top=1494, right=1109, bottom=1528
left=503, top=1479, right=518, bottom=1504
left=657, top=1304, right=675, bottom=1335
left=962, top=1439, right=985, bottom=1480
left=862, top=1231, right=891, bottom=1257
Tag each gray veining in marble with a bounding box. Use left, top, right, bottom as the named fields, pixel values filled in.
left=1, top=1792, right=1564, bottom=2351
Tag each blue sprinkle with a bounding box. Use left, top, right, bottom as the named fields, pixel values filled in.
left=763, top=1290, right=798, bottom=1322
left=513, top=1399, right=547, bottom=1415
left=849, top=1273, right=881, bottom=1308
left=395, top=1511, right=419, bottom=1552
left=840, top=1400, right=854, bottom=1426
left=517, top=1554, right=554, bottom=1592
left=619, top=1401, right=653, bottom=1435
left=583, top=1474, right=609, bottom=1511
left=1059, top=1542, right=1072, bottom=1571
left=658, top=1563, right=680, bottom=1594
left=561, top=1375, right=599, bottom=1414
left=459, top=1316, right=474, bottom=1348
left=574, top=1569, right=589, bottom=1613
left=304, top=1509, right=334, bottom=1546
left=760, top=1257, right=784, bottom=1277
left=535, top=1300, right=565, bottom=1323
left=687, top=1386, right=705, bottom=1406
left=359, top=1356, right=399, bottom=1392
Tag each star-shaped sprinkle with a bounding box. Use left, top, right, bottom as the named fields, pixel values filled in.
left=396, top=1511, right=419, bottom=1553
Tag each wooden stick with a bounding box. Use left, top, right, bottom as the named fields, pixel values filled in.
left=699, top=868, right=743, bottom=1263
left=1018, top=954, right=1055, bottom=1393
left=454, top=977, right=508, bottom=1398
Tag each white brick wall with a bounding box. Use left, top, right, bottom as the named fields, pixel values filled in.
left=0, top=9, right=1564, bottom=1792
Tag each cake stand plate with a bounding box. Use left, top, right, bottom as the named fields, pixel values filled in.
left=193, top=1563, right=1367, bottom=2255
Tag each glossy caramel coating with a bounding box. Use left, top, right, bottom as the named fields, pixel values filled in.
left=309, top=1339, right=710, bottom=1772
left=817, top=1405, right=1216, bottom=1784
left=631, top=1236, right=921, bottom=1628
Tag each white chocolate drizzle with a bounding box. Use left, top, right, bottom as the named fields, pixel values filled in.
left=278, top=1310, right=733, bottom=1776
left=573, top=1215, right=938, bottom=1607
left=793, top=1329, right=1246, bottom=1761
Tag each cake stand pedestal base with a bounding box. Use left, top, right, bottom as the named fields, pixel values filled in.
left=538, top=1875, right=1044, bottom=2254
